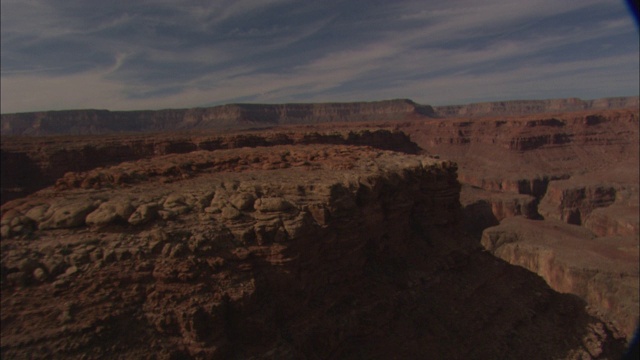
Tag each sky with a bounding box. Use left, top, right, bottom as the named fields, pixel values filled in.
left=1, top=0, right=638, bottom=113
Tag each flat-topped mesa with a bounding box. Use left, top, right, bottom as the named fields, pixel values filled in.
left=222, top=99, right=436, bottom=124
left=0, top=99, right=435, bottom=136
left=433, top=96, right=639, bottom=118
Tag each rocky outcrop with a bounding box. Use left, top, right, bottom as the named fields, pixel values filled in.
left=584, top=204, right=640, bottom=237
left=539, top=181, right=617, bottom=225
left=0, top=145, right=627, bottom=359
left=482, top=217, right=639, bottom=340
left=0, top=99, right=435, bottom=136
left=433, top=96, right=639, bottom=118
left=400, top=108, right=638, bottom=244
left=458, top=174, right=562, bottom=199
left=1, top=100, right=638, bottom=358
left=459, top=185, right=539, bottom=238
left=0, top=129, right=419, bottom=204
left=409, top=105, right=639, bottom=348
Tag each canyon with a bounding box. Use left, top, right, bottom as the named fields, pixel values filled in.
left=1, top=96, right=637, bottom=136
left=1, top=98, right=638, bottom=359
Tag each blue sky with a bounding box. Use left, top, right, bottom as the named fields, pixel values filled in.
left=1, top=0, right=638, bottom=113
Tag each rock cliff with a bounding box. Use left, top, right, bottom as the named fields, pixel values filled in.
left=433, top=96, right=639, bottom=118
left=1, top=99, right=638, bottom=358
left=396, top=108, right=638, bottom=235
left=2, top=96, right=637, bottom=136
left=482, top=217, right=638, bottom=339
left=0, top=129, right=419, bottom=204
left=0, top=145, right=626, bottom=359
left=389, top=107, right=639, bottom=345
left=0, top=99, right=435, bottom=136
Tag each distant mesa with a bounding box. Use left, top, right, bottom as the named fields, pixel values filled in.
left=0, top=99, right=432, bottom=136
left=433, top=96, right=639, bottom=118
left=1, top=96, right=637, bottom=136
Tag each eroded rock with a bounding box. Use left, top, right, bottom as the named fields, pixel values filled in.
left=0, top=142, right=633, bottom=359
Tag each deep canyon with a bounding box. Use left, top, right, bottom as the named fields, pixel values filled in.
left=1, top=97, right=638, bottom=359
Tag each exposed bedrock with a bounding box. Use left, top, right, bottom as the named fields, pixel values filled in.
left=0, top=99, right=435, bottom=136
left=538, top=177, right=639, bottom=236
left=432, top=96, right=639, bottom=118
left=403, top=109, right=638, bottom=177
left=459, top=185, right=540, bottom=238
left=0, top=145, right=627, bottom=359
left=584, top=204, right=640, bottom=237
left=0, top=129, right=419, bottom=204
left=482, top=217, right=639, bottom=340
left=458, top=173, right=560, bottom=199
left=1, top=103, right=638, bottom=358
left=2, top=96, right=637, bottom=136
left=423, top=106, right=639, bottom=348
left=401, top=108, right=638, bottom=243
left=539, top=181, right=617, bottom=225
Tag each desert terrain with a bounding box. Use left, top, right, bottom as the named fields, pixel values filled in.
left=1, top=97, right=638, bottom=359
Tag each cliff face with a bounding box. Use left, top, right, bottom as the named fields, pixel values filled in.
left=1, top=100, right=638, bottom=357
left=433, top=96, right=639, bottom=118
left=482, top=217, right=639, bottom=339
left=0, top=145, right=626, bottom=359
left=395, top=108, right=639, bottom=341
left=0, top=99, right=434, bottom=136
left=2, top=96, right=637, bottom=136
left=0, top=129, right=419, bottom=204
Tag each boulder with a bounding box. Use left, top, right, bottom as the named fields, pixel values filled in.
left=85, top=199, right=135, bottom=227
left=38, top=200, right=99, bottom=230
left=254, top=197, right=293, bottom=212
left=128, top=203, right=159, bottom=225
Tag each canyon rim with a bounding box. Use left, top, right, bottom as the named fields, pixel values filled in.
left=1, top=97, right=638, bottom=359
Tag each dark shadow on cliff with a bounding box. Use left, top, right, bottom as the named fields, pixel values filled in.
left=219, top=225, right=628, bottom=359
left=1, top=150, right=46, bottom=204
left=459, top=199, right=500, bottom=242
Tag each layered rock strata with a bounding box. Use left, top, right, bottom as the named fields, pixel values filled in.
left=0, top=145, right=626, bottom=359
left=0, top=99, right=435, bottom=136
left=402, top=108, right=638, bottom=237
left=0, top=129, right=419, bottom=204
left=482, top=217, right=639, bottom=340
left=398, top=108, right=639, bottom=344
left=433, top=96, right=639, bottom=118
left=2, top=96, right=637, bottom=136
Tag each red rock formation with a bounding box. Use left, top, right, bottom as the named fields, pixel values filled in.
left=482, top=217, right=639, bottom=340
left=433, top=96, right=639, bottom=117
left=3, top=96, right=637, bottom=136
left=0, top=145, right=627, bottom=359
left=0, top=129, right=419, bottom=204
left=1, top=100, right=638, bottom=358
left=539, top=181, right=617, bottom=225
left=396, top=107, right=639, bottom=346
left=0, top=99, right=435, bottom=136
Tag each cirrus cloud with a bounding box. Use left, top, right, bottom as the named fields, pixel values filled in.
left=1, top=0, right=638, bottom=113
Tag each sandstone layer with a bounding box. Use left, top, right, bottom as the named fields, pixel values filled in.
left=0, top=129, right=418, bottom=205
left=433, top=96, right=639, bottom=118
left=0, top=99, right=434, bottom=136
left=482, top=217, right=639, bottom=338
left=1, top=99, right=638, bottom=358
left=394, top=108, right=639, bottom=342
left=2, top=96, right=637, bottom=136
left=0, top=145, right=627, bottom=359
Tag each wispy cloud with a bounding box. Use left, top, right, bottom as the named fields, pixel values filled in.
left=1, top=0, right=638, bottom=113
